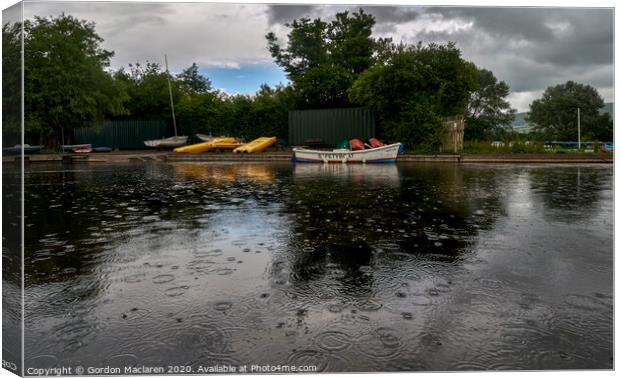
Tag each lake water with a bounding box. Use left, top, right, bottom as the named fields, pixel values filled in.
left=15, top=162, right=613, bottom=371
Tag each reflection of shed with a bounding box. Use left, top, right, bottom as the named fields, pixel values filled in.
left=288, top=108, right=376, bottom=147
left=440, top=115, right=464, bottom=153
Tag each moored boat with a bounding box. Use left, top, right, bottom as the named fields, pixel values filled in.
left=293, top=142, right=403, bottom=163
left=2, top=144, right=44, bottom=155
left=196, top=133, right=214, bottom=142
left=62, top=144, right=91, bottom=152
left=144, top=136, right=188, bottom=148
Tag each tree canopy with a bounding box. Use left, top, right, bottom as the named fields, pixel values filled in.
left=349, top=42, right=478, bottom=148
left=527, top=81, right=612, bottom=141
left=22, top=14, right=127, bottom=143
left=465, top=68, right=516, bottom=140
left=266, top=9, right=377, bottom=109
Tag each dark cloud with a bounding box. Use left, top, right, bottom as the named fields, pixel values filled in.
left=15, top=2, right=613, bottom=111
left=266, top=5, right=318, bottom=25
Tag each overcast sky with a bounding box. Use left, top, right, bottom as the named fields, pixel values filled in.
left=17, top=1, right=614, bottom=112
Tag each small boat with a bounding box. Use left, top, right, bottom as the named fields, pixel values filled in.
left=93, top=147, right=112, bottom=153
left=73, top=146, right=93, bottom=153
left=196, top=133, right=214, bottom=142
left=144, top=135, right=188, bottom=148
left=174, top=137, right=237, bottom=153
left=2, top=144, right=44, bottom=155
left=233, top=137, right=277, bottom=154
left=62, top=144, right=91, bottom=152
left=293, top=142, right=403, bottom=164
left=600, top=143, right=614, bottom=153
left=145, top=54, right=188, bottom=149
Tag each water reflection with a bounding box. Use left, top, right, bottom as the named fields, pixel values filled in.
left=20, top=162, right=612, bottom=371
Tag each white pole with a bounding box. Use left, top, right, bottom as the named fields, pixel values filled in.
left=577, top=107, right=581, bottom=150
left=165, top=54, right=178, bottom=137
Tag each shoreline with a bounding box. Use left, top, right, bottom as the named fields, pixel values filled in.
left=2, top=151, right=613, bottom=164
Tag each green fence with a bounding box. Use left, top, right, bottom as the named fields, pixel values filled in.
left=288, top=108, right=376, bottom=147
left=74, top=120, right=167, bottom=149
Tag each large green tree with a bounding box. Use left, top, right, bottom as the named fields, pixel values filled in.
left=113, top=61, right=182, bottom=122
left=2, top=22, right=22, bottom=136
left=266, top=9, right=376, bottom=108
left=349, top=42, right=478, bottom=149
left=527, top=81, right=612, bottom=141
left=465, top=68, right=516, bottom=140
left=177, top=63, right=212, bottom=93
left=23, top=15, right=127, bottom=144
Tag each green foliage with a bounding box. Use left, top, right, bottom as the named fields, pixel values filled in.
left=349, top=42, right=478, bottom=150
left=177, top=63, right=212, bottom=93
left=176, top=84, right=295, bottom=141
left=266, top=8, right=376, bottom=108
left=528, top=81, right=611, bottom=141
left=463, top=141, right=547, bottom=154
left=465, top=68, right=516, bottom=140
left=113, top=61, right=182, bottom=122
left=22, top=15, right=128, bottom=142
left=2, top=22, right=22, bottom=133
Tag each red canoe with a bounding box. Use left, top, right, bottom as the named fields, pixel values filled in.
left=369, top=138, right=384, bottom=148
left=349, top=139, right=365, bottom=151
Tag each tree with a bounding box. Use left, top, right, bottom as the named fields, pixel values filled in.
left=266, top=9, right=377, bottom=108
left=177, top=63, right=212, bottom=93
left=527, top=81, right=611, bottom=141
left=113, top=61, right=182, bottom=123
left=349, top=42, right=478, bottom=149
left=22, top=14, right=127, bottom=144
left=2, top=22, right=22, bottom=137
left=465, top=68, right=516, bottom=140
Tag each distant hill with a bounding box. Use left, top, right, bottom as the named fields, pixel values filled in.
left=511, top=102, right=613, bottom=134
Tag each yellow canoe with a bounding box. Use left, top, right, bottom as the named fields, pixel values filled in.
left=233, top=137, right=277, bottom=154
left=173, top=137, right=236, bottom=153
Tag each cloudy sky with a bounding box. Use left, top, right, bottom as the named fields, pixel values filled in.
left=17, top=1, right=614, bottom=111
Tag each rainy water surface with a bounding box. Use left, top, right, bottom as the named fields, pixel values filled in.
left=18, top=162, right=612, bottom=372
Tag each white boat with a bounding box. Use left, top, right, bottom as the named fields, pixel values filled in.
left=293, top=143, right=403, bottom=164
left=144, top=55, right=188, bottom=149
left=144, top=135, right=188, bottom=148
left=196, top=133, right=214, bottom=142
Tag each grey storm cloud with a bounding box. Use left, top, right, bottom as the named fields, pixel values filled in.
left=13, top=2, right=614, bottom=111
left=266, top=5, right=318, bottom=25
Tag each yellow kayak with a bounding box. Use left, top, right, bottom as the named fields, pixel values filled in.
left=173, top=137, right=236, bottom=153
left=233, top=137, right=277, bottom=154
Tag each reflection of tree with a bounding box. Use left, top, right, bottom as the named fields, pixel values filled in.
left=282, top=163, right=506, bottom=295
left=528, top=167, right=609, bottom=222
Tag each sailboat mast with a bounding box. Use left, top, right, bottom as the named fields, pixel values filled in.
left=164, top=54, right=178, bottom=137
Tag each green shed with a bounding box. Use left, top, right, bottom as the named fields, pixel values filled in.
left=288, top=108, right=376, bottom=147
left=74, top=120, right=168, bottom=150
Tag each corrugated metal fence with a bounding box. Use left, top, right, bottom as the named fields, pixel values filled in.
left=74, top=120, right=167, bottom=149
left=289, top=108, right=376, bottom=147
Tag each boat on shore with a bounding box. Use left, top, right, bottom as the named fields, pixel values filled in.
left=2, top=144, right=44, bottom=155
left=144, top=136, right=188, bottom=148
left=61, top=144, right=91, bottom=152
left=196, top=133, right=214, bottom=142
left=293, top=142, right=403, bottom=164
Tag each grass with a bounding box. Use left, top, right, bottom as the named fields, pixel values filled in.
left=403, top=141, right=607, bottom=155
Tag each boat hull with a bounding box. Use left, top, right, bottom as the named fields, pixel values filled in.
left=293, top=143, right=402, bottom=164
left=144, top=136, right=188, bottom=148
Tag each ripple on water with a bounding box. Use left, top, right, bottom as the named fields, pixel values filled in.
left=214, top=301, right=233, bottom=311
left=25, top=354, right=58, bottom=368
left=353, top=327, right=402, bottom=359
left=353, top=298, right=383, bottom=312
left=106, top=353, right=138, bottom=368
left=315, top=331, right=352, bottom=351
left=164, top=286, right=190, bottom=297
left=152, top=274, right=175, bottom=284
left=286, top=350, right=329, bottom=372
left=123, top=273, right=146, bottom=283
left=563, top=293, right=612, bottom=312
